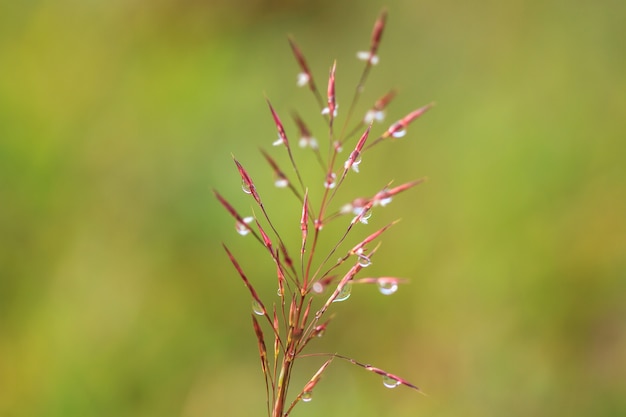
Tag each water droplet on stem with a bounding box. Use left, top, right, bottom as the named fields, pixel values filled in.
left=333, top=282, right=352, bottom=302
left=382, top=375, right=400, bottom=389
left=377, top=280, right=398, bottom=295
left=241, top=180, right=252, bottom=194
left=252, top=300, right=265, bottom=316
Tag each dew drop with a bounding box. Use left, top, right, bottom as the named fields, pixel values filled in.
left=235, top=222, right=248, bottom=236
left=392, top=129, right=407, bottom=138
left=382, top=375, right=400, bottom=389
left=274, top=178, right=289, bottom=188
left=357, top=255, right=371, bottom=268
left=241, top=180, right=252, bottom=194
left=377, top=280, right=398, bottom=295
left=356, top=51, right=371, bottom=61
left=252, top=299, right=265, bottom=316
left=301, top=391, right=313, bottom=402
left=312, top=282, right=324, bottom=294
left=359, top=211, right=372, bottom=224
left=297, top=72, right=310, bottom=87
left=235, top=216, right=253, bottom=236
left=333, top=282, right=352, bottom=302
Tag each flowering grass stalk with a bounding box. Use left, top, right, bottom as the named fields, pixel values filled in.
left=214, top=9, right=432, bottom=416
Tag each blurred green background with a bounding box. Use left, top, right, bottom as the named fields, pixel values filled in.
left=1, top=0, right=625, bottom=416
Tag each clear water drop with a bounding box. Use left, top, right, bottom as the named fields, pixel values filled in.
left=377, top=280, right=398, bottom=295
left=241, top=180, right=252, bottom=194
left=252, top=299, right=265, bottom=316
left=297, top=72, right=310, bottom=87
left=357, top=255, right=371, bottom=268
left=382, top=375, right=400, bottom=389
left=274, top=178, right=288, bottom=188
left=301, top=391, right=313, bottom=402
left=235, top=217, right=253, bottom=236
left=333, top=282, right=352, bottom=302
left=392, top=128, right=406, bottom=138
left=235, top=221, right=248, bottom=236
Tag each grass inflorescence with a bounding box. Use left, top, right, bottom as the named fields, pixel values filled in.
left=214, top=9, right=432, bottom=417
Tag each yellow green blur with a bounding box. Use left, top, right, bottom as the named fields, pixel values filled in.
left=1, top=1, right=625, bottom=416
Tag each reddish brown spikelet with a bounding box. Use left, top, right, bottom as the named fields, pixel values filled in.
left=326, top=61, right=337, bottom=122
left=300, top=191, right=309, bottom=255
left=273, top=308, right=280, bottom=359
left=346, top=124, right=371, bottom=170
left=223, top=244, right=267, bottom=316
left=302, top=358, right=333, bottom=393
left=267, top=99, right=290, bottom=148
left=369, top=9, right=387, bottom=59
left=292, top=112, right=312, bottom=139
left=373, top=89, right=396, bottom=111
left=251, top=315, right=268, bottom=374
left=276, top=262, right=285, bottom=297
left=364, top=365, right=421, bottom=391
left=288, top=36, right=315, bottom=90
left=355, top=123, right=372, bottom=152
left=288, top=296, right=297, bottom=329
left=317, top=274, right=337, bottom=286
left=384, top=103, right=434, bottom=138
left=375, top=178, right=426, bottom=202
left=320, top=263, right=362, bottom=314
left=254, top=217, right=273, bottom=251
left=233, top=157, right=262, bottom=205
left=300, top=298, right=312, bottom=330
left=279, top=241, right=294, bottom=270
left=313, top=320, right=330, bottom=338
left=350, top=220, right=398, bottom=255
left=351, top=199, right=375, bottom=225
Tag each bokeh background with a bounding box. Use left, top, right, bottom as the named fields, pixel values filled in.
left=2, top=0, right=625, bottom=416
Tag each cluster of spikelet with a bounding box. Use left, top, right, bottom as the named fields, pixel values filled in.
left=214, top=9, right=432, bottom=417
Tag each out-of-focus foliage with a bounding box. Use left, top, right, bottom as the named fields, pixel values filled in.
left=1, top=0, right=624, bottom=416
